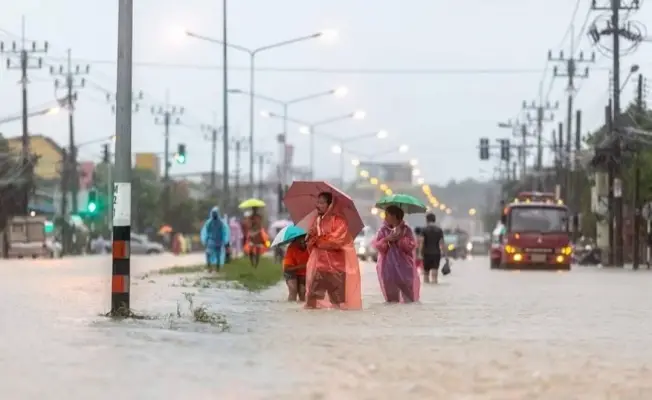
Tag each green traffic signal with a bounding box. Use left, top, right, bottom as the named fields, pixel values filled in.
left=87, top=189, right=98, bottom=214
left=176, top=143, right=186, bottom=164
left=87, top=202, right=97, bottom=213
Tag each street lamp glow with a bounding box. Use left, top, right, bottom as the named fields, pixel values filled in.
left=398, top=144, right=409, bottom=153
left=333, top=86, right=348, bottom=97
left=445, top=208, right=452, bottom=215
left=46, top=107, right=60, bottom=115
left=351, top=159, right=360, bottom=166
left=417, top=177, right=425, bottom=184
left=409, top=159, right=418, bottom=166
left=376, top=130, right=388, bottom=139
left=260, top=110, right=271, bottom=118
left=331, top=145, right=342, bottom=154
left=299, top=126, right=311, bottom=135
left=439, top=204, right=446, bottom=210
left=352, top=110, right=366, bottom=120
left=468, top=208, right=477, bottom=216
left=412, top=168, right=420, bottom=176
left=319, top=29, right=339, bottom=43
left=369, top=177, right=379, bottom=185
left=360, top=169, right=370, bottom=178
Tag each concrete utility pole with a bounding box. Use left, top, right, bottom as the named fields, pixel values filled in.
left=221, top=0, right=230, bottom=210
left=50, top=49, right=89, bottom=214
left=151, top=92, right=184, bottom=222
left=200, top=122, right=222, bottom=195
left=548, top=44, right=594, bottom=206
left=231, top=136, right=249, bottom=201
left=111, top=0, right=134, bottom=314
left=590, top=0, right=641, bottom=266
left=0, top=16, right=48, bottom=214
left=522, top=100, right=557, bottom=188
left=255, top=152, right=272, bottom=198
left=632, top=73, right=646, bottom=269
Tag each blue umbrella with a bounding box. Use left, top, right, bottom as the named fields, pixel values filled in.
left=270, top=224, right=306, bottom=248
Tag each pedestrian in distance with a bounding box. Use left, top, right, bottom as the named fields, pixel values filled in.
left=372, top=205, right=420, bottom=303
left=200, top=206, right=230, bottom=273
left=282, top=235, right=309, bottom=302
left=419, top=212, right=444, bottom=284
left=243, top=208, right=270, bottom=267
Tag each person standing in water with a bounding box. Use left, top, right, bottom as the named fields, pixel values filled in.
left=372, top=206, right=420, bottom=303
left=200, top=206, right=230, bottom=272
left=419, top=212, right=443, bottom=283
left=305, top=192, right=362, bottom=310
left=283, top=235, right=309, bottom=302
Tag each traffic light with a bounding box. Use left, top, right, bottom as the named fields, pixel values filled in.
left=87, top=189, right=98, bottom=213
left=175, top=143, right=186, bottom=164
left=500, top=139, right=510, bottom=161
left=102, top=144, right=109, bottom=163
left=479, top=138, right=490, bottom=160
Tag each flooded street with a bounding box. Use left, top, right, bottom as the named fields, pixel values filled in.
left=2, top=255, right=652, bottom=399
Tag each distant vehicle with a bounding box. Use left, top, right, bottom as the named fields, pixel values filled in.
left=104, top=234, right=165, bottom=255
left=467, top=235, right=490, bottom=256
left=3, top=215, right=51, bottom=259
left=492, top=192, right=571, bottom=270
left=443, top=233, right=468, bottom=259
left=354, top=226, right=378, bottom=262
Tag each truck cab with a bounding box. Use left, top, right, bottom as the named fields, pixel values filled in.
left=493, top=192, right=572, bottom=270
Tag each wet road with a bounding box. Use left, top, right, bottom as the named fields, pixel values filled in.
left=2, top=255, right=652, bottom=399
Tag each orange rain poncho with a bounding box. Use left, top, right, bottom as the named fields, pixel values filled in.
left=305, top=205, right=362, bottom=310
left=243, top=215, right=270, bottom=255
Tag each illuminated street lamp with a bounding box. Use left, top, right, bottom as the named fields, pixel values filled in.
left=468, top=208, right=477, bottom=216
left=186, top=28, right=333, bottom=192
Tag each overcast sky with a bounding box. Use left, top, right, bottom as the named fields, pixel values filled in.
left=1, top=0, right=651, bottom=184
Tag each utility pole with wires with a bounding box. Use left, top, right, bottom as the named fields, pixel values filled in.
left=255, top=152, right=272, bottom=198
left=151, top=95, right=184, bottom=222
left=522, top=100, right=558, bottom=188
left=58, top=149, right=70, bottom=255
left=106, top=91, right=142, bottom=229
left=589, top=0, right=642, bottom=266
left=49, top=49, right=89, bottom=214
left=632, top=73, right=646, bottom=269
left=0, top=17, right=48, bottom=214
left=200, top=122, right=222, bottom=195
left=548, top=46, right=594, bottom=200
left=231, top=137, right=249, bottom=203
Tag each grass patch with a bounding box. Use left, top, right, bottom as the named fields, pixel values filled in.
left=158, top=256, right=283, bottom=291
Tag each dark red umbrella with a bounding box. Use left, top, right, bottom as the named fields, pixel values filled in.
left=283, top=181, right=364, bottom=237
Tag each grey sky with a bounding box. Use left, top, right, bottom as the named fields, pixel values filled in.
left=1, top=0, right=651, bottom=184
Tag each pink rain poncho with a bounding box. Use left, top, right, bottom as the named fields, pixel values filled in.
left=372, top=221, right=420, bottom=303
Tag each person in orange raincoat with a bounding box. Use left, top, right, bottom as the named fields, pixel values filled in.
left=305, top=192, right=362, bottom=310
left=243, top=209, right=270, bottom=267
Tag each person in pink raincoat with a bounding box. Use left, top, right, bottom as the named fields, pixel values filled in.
left=229, top=217, right=243, bottom=258
left=372, top=205, right=420, bottom=303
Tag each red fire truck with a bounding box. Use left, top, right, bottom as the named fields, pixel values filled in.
left=490, top=192, right=572, bottom=270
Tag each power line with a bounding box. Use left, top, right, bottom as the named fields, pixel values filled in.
left=45, top=58, right=611, bottom=75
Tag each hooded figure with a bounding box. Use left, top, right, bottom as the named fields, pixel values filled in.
left=200, top=206, right=230, bottom=272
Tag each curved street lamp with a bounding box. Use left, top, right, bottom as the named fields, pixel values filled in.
left=186, top=29, right=333, bottom=193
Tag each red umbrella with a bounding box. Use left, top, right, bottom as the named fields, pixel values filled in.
left=283, top=181, right=364, bottom=237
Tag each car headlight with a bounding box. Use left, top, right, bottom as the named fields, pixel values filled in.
left=447, top=244, right=455, bottom=251
left=466, top=242, right=473, bottom=251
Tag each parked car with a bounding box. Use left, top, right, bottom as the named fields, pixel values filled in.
left=103, top=234, right=165, bottom=255
left=354, top=227, right=378, bottom=262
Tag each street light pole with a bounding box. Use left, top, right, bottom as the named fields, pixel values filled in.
left=186, top=30, right=325, bottom=196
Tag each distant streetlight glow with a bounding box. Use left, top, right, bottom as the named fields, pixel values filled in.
left=319, top=29, right=339, bottom=43
left=351, top=159, right=360, bottom=166
left=331, top=145, right=342, bottom=154
left=410, top=159, right=418, bottom=166
left=417, top=177, right=425, bottom=184
left=299, top=126, right=311, bottom=135
left=376, top=130, right=388, bottom=139
left=333, top=86, right=349, bottom=97
left=260, top=110, right=271, bottom=118
left=399, top=144, right=409, bottom=153
left=412, top=169, right=420, bottom=176
left=352, top=110, right=366, bottom=120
